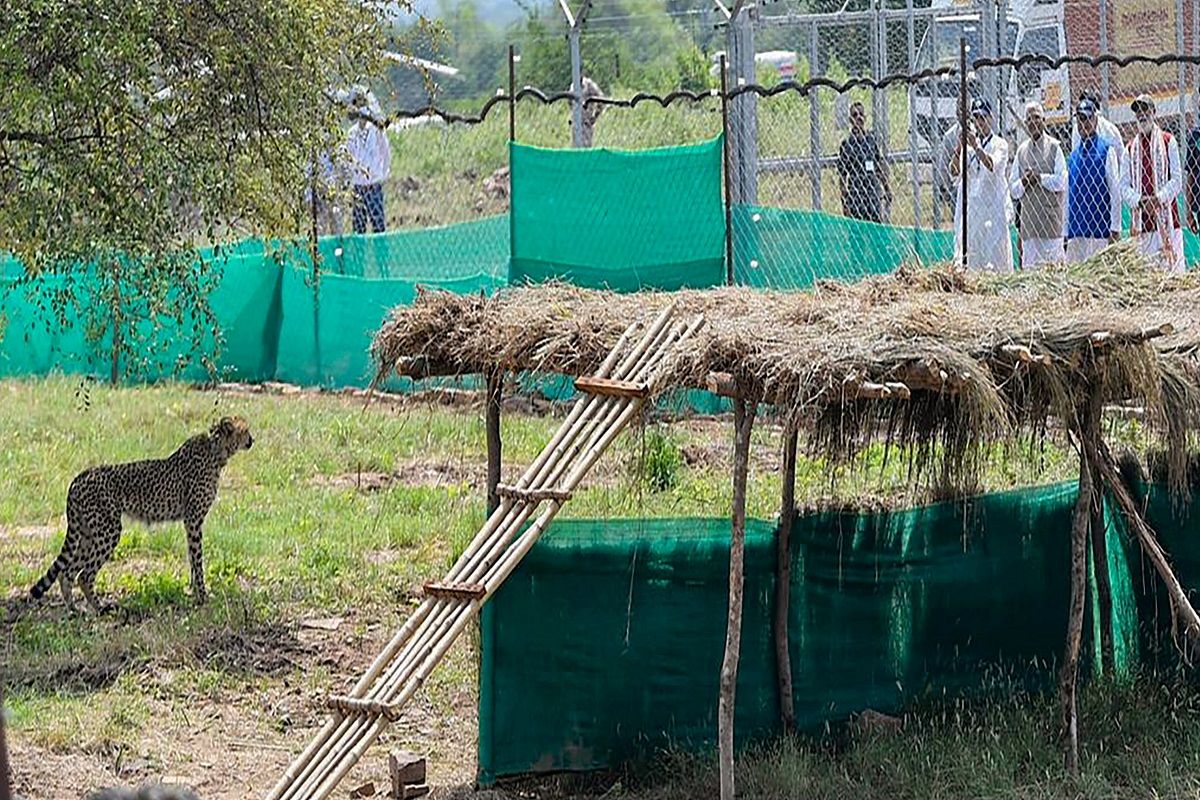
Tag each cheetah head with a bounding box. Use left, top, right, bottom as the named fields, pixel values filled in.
left=211, top=416, right=254, bottom=457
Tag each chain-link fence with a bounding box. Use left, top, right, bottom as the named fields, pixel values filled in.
left=303, top=0, right=1200, bottom=289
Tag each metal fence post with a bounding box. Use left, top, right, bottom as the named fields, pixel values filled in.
left=569, top=27, right=584, bottom=147
left=721, top=55, right=735, bottom=286
left=729, top=3, right=758, bottom=204
left=809, top=20, right=822, bottom=211
left=1099, top=0, right=1111, bottom=116
left=1178, top=0, right=1188, bottom=130
left=907, top=0, right=921, bottom=239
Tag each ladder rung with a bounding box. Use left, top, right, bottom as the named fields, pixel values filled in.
left=573, top=376, right=650, bottom=398
left=495, top=483, right=573, bottom=503
left=327, top=694, right=402, bottom=721
left=422, top=580, right=487, bottom=601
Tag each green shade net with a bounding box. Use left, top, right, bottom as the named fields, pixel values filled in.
left=732, top=205, right=956, bottom=288
left=509, top=138, right=727, bottom=291
left=478, top=483, right=1145, bottom=784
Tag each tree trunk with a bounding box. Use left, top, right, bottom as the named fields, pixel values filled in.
left=1090, top=456, right=1116, bottom=676
left=719, top=395, right=756, bottom=800
left=1060, top=455, right=1092, bottom=776
left=774, top=423, right=798, bottom=731
left=486, top=370, right=503, bottom=516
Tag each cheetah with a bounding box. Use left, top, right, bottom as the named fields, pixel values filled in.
left=29, top=416, right=254, bottom=614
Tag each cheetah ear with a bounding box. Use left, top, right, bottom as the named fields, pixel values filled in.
left=212, top=417, right=235, bottom=436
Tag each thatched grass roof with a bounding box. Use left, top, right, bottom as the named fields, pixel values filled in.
left=372, top=245, right=1200, bottom=488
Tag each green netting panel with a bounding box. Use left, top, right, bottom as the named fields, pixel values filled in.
left=0, top=254, right=281, bottom=383
left=273, top=262, right=504, bottom=389
left=314, top=215, right=510, bottom=281
left=478, top=483, right=1145, bottom=784
left=509, top=138, right=726, bottom=291
left=1114, top=486, right=1200, bottom=671
left=732, top=206, right=956, bottom=289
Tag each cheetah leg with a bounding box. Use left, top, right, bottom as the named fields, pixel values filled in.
left=78, top=577, right=106, bottom=616
left=185, top=516, right=207, bottom=605
left=57, top=572, right=81, bottom=615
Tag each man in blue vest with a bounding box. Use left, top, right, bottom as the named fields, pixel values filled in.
left=1065, top=98, right=1121, bottom=263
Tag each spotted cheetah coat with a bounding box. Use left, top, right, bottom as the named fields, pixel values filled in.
left=30, top=416, right=253, bottom=613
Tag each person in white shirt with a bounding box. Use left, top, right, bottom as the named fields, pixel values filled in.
left=1065, top=98, right=1122, bottom=263
left=952, top=98, right=1013, bottom=272
left=1121, top=94, right=1185, bottom=272
left=344, top=89, right=392, bottom=234
left=1009, top=101, right=1067, bottom=268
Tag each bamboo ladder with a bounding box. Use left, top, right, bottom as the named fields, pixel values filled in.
left=268, top=302, right=703, bottom=800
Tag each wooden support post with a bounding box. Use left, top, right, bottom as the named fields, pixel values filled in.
left=774, top=422, right=798, bottom=731
left=486, top=370, right=503, bottom=516
left=1090, top=457, right=1116, bottom=677
left=1060, top=391, right=1101, bottom=776
left=719, top=393, right=756, bottom=800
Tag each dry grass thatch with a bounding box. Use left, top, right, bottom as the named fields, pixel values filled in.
left=372, top=243, right=1200, bottom=489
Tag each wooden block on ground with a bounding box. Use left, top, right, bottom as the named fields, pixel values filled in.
left=573, top=375, right=649, bottom=398
left=390, top=750, right=427, bottom=786
left=400, top=785, right=430, bottom=800
left=422, top=580, right=486, bottom=601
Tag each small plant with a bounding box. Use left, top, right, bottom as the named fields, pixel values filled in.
left=636, top=427, right=684, bottom=492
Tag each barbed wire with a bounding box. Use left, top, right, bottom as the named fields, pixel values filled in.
left=373, top=52, right=1200, bottom=129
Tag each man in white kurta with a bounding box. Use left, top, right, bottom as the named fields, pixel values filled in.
left=1009, top=102, right=1067, bottom=268
left=952, top=98, right=1013, bottom=272
left=1121, top=94, right=1185, bottom=272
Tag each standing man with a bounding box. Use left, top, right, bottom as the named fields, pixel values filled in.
left=952, top=98, right=1013, bottom=272
left=1122, top=94, right=1184, bottom=272
left=1009, top=101, right=1067, bottom=268
left=1065, top=97, right=1121, bottom=263
left=345, top=88, right=392, bottom=235
left=570, top=75, right=605, bottom=148
left=1071, top=90, right=1124, bottom=168
left=837, top=100, right=892, bottom=223
left=1184, top=93, right=1200, bottom=234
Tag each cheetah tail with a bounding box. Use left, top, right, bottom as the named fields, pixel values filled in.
left=29, top=552, right=67, bottom=599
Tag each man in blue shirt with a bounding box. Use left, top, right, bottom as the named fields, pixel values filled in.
left=1065, top=98, right=1121, bottom=263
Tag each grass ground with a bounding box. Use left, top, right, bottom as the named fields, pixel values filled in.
left=2, top=375, right=1195, bottom=799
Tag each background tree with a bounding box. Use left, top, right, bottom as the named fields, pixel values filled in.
left=0, top=0, right=389, bottom=379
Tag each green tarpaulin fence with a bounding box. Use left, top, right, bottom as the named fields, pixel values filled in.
left=476, top=482, right=1164, bottom=784
left=509, top=138, right=726, bottom=291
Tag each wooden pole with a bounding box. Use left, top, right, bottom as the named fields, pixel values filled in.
left=1060, top=391, right=1101, bottom=776
left=719, top=391, right=756, bottom=800
left=774, top=422, right=798, bottom=731
left=110, top=261, right=120, bottom=386
left=1090, top=457, right=1116, bottom=676
left=486, top=370, right=503, bottom=516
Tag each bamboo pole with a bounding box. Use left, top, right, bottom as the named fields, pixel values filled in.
left=274, top=308, right=702, bottom=800
left=775, top=422, right=798, bottom=731
left=719, top=392, right=757, bottom=800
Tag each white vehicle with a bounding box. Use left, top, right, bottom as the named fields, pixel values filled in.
left=913, top=0, right=1196, bottom=148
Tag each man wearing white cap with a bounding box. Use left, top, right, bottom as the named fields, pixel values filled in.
left=1065, top=97, right=1121, bottom=262
left=1009, top=101, right=1067, bottom=268
left=951, top=98, right=1013, bottom=271
left=1121, top=94, right=1184, bottom=272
